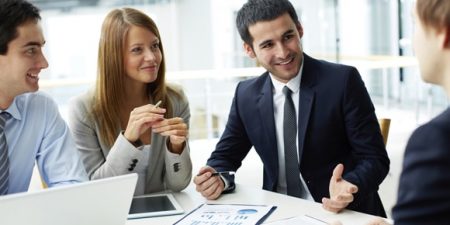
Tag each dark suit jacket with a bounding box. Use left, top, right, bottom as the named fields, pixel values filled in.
left=207, top=54, right=389, bottom=216
left=392, top=108, right=450, bottom=224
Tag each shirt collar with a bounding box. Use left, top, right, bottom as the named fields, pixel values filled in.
left=1, top=97, right=22, bottom=121
left=269, top=56, right=304, bottom=94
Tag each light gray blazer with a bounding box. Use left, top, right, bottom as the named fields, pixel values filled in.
left=67, top=85, right=192, bottom=195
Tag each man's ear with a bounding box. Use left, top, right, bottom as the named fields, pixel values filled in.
left=243, top=42, right=256, bottom=58
left=296, top=22, right=304, bottom=39
left=444, top=26, right=450, bottom=49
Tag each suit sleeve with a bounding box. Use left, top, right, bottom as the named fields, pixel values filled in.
left=163, top=89, right=192, bottom=192
left=341, top=67, right=390, bottom=205
left=393, top=122, right=450, bottom=225
left=207, top=82, right=253, bottom=192
left=67, top=95, right=147, bottom=179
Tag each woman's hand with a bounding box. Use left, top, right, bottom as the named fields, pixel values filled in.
left=152, top=117, right=188, bottom=154
left=124, top=104, right=165, bottom=143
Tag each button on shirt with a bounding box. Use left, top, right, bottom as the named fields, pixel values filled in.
left=269, top=61, right=313, bottom=200
left=1, top=92, right=87, bottom=194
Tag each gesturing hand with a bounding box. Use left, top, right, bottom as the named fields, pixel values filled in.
left=124, top=103, right=165, bottom=143
left=322, top=164, right=358, bottom=213
left=152, top=117, right=188, bottom=154
left=366, top=217, right=392, bottom=225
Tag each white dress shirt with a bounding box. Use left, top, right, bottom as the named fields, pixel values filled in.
left=269, top=62, right=314, bottom=200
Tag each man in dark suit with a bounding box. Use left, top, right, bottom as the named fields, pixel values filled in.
left=369, top=0, right=450, bottom=225
left=194, top=0, right=389, bottom=217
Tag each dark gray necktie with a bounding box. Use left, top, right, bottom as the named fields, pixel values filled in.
left=283, top=86, right=303, bottom=198
left=0, top=112, right=10, bottom=195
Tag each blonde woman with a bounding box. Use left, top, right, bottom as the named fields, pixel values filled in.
left=68, top=8, right=192, bottom=195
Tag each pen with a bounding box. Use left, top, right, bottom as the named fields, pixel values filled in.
left=154, top=100, right=162, bottom=108
left=211, top=171, right=236, bottom=176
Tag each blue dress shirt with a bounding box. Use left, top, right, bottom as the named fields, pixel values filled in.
left=1, top=91, right=87, bottom=194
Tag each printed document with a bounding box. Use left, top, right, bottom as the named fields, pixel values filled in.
left=174, top=203, right=277, bottom=225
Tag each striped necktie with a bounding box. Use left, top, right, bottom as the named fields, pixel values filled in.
left=0, top=112, right=10, bottom=195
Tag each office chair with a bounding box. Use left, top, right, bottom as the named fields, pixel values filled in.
left=378, top=118, right=391, bottom=146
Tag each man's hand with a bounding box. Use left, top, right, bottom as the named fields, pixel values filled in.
left=193, top=166, right=225, bottom=200
left=322, top=164, right=358, bottom=213
left=366, top=217, right=392, bottom=225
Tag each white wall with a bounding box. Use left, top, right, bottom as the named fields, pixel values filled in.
left=176, top=0, right=214, bottom=70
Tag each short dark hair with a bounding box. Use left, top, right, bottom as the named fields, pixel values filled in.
left=236, top=0, right=299, bottom=47
left=0, top=0, right=41, bottom=55
left=416, top=0, right=450, bottom=30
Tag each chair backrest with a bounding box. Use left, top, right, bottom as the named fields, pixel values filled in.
left=41, top=178, right=48, bottom=189
left=378, top=118, right=391, bottom=146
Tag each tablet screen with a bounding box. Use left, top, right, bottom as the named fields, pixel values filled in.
left=130, top=195, right=175, bottom=213
left=128, top=193, right=184, bottom=219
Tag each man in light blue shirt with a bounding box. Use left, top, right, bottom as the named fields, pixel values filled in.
left=0, top=0, right=87, bottom=195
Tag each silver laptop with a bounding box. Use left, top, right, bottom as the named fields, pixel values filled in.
left=0, top=173, right=137, bottom=225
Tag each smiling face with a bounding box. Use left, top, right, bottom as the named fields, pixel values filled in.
left=0, top=20, right=48, bottom=103
left=123, top=25, right=162, bottom=87
left=244, top=13, right=304, bottom=83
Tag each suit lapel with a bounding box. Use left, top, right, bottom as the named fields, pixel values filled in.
left=256, top=73, right=277, bottom=149
left=256, top=73, right=279, bottom=177
left=298, top=54, right=316, bottom=164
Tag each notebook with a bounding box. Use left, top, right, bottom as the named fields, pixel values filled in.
left=0, top=173, right=138, bottom=225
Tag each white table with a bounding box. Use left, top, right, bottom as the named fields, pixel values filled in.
left=126, top=184, right=379, bottom=225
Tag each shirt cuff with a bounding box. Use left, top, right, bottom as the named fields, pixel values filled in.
left=220, top=174, right=231, bottom=191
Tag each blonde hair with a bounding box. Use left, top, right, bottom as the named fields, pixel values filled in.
left=92, top=8, right=177, bottom=147
left=416, top=0, right=450, bottom=30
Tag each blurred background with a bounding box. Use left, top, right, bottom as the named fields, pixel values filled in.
left=28, top=0, right=448, bottom=218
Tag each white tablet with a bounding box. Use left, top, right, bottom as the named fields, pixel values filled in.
left=128, top=193, right=184, bottom=219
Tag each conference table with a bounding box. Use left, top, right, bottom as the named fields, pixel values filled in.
left=126, top=184, right=380, bottom=225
